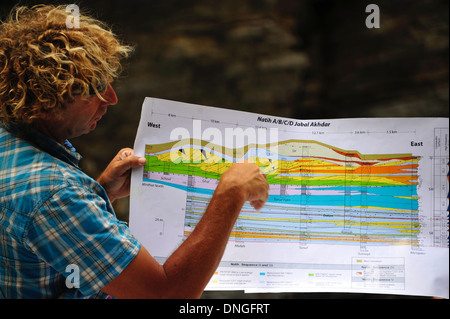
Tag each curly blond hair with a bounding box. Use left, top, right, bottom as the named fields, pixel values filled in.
left=0, top=4, right=133, bottom=124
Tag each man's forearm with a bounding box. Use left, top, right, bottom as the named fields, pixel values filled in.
left=162, top=183, right=246, bottom=298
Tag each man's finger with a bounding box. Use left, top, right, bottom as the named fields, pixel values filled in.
left=123, top=155, right=147, bottom=169
left=119, top=150, right=133, bottom=160
left=114, top=155, right=146, bottom=175
left=250, top=199, right=266, bottom=210
left=117, top=149, right=146, bottom=166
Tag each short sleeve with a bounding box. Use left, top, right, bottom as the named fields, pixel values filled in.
left=25, top=185, right=141, bottom=297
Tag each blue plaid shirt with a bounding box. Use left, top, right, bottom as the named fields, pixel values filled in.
left=0, top=123, right=141, bottom=298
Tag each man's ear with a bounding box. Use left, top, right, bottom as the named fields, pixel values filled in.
left=38, top=106, right=63, bottom=122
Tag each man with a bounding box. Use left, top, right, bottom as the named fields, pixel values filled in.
left=0, top=5, right=269, bottom=298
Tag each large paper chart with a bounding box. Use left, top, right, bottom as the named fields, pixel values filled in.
left=130, top=97, right=449, bottom=298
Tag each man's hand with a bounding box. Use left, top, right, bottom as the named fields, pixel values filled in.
left=217, top=163, right=269, bottom=210
left=97, top=148, right=147, bottom=202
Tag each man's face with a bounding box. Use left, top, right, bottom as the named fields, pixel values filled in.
left=38, top=83, right=118, bottom=142
left=66, top=83, right=118, bottom=136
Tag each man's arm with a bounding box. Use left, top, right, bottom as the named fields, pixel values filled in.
left=101, top=163, right=269, bottom=298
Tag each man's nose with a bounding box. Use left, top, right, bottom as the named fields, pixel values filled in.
left=101, top=83, right=118, bottom=106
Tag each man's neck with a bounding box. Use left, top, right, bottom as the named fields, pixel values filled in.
left=32, top=118, right=67, bottom=144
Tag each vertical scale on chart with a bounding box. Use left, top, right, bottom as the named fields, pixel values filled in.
left=432, top=128, right=449, bottom=247
left=299, top=143, right=311, bottom=249
left=342, top=153, right=353, bottom=235
left=186, top=119, right=198, bottom=241
left=359, top=164, right=371, bottom=253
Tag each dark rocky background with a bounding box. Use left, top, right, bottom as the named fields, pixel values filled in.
left=1, top=0, right=448, bottom=299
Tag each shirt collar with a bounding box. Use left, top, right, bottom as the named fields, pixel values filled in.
left=2, top=122, right=82, bottom=167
